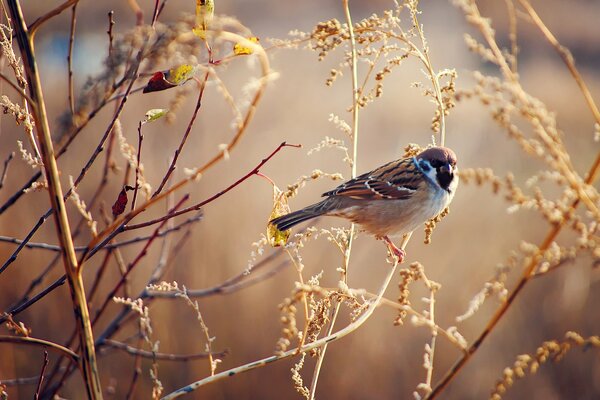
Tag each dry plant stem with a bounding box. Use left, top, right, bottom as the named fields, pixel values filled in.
left=110, top=142, right=300, bottom=235
left=310, top=2, right=358, bottom=396
left=7, top=1, right=102, bottom=398
left=504, top=0, right=518, bottom=74
left=0, top=68, right=128, bottom=215
left=107, top=11, right=114, bottom=56
left=27, top=0, right=79, bottom=37
left=104, top=339, right=226, bottom=361
left=124, top=202, right=171, bottom=398
left=34, top=351, right=49, bottom=400
left=2, top=376, right=43, bottom=387
left=285, top=249, right=311, bottom=352
left=427, top=152, right=600, bottom=399
left=147, top=249, right=289, bottom=299
left=84, top=32, right=270, bottom=258
left=125, top=336, right=144, bottom=400
left=91, top=196, right=189, bottom=328
left=127, top=0, right=144, bottom=26
left=0, top=57, right=138, bottom=275
left=0, top=336, right=79, bottom=364
left=153, top=71, right=210, bottom=197
left=0, top=276, right=67, bottom=325
left=0, top=71, right=34, bottom=104
left=44, top=197, right=188, bottom=396
left=131, top=122, right=143, bottom=210
left=373, top=297, right=466, bottom=351
left=423, top=287, right=437, bottom=395
left=67, top=3, right=77, bottom=115
left=409, top=5, right=446, bottom=145
left=0, top=152, right=14, bottom=189
left=150, top=0, right=160, bottom=27
left=465, top=2, right=600, bottom=219
left=517, top=0, right=600, bottom=124
left=0, top=214, right=202, bottom=252
left=160, top=259, right=400, bottom=400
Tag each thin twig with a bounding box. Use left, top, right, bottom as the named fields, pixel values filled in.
left=0, top=276, right=67, bottom=325
left=131, top=121, right=143, bottom=210
left=91, top=196, right=190, bottom=328
left=0, top=71, right=34, bottom=104
left=0, top=214, right=202, bottom=252
left=0, top=151, right=15, bottom=189
left=0, top=49, right=141, bottom=275
left=0, top=336, right=79, bottom=364
left=504, top=0, right=518, bottom=74
left=28, top=0, right=79, bottom=36
left=83, top=33, right=270, bottom=259
left=150, top=0, right=160, bottom=27
left=153, top=71, right=210, bottom=197
left=309, top=1, right=359, bottom=396
left=1, top=376, right=41, bottom=386
left=148, top=249, right=288, bottom=299
left=67, top=3, right=77, bottom=115
left=94, top=142, right=300, bottom=248
left=104, top=339, right=227, bottom=361
left=409, top=5, right=446, bottom=146
left=517, top=0, right=600, bottom=125
left=34, top=351, right=49, bottom=400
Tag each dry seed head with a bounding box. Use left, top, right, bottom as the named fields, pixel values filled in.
left=490, top=332, right=600, bottom=399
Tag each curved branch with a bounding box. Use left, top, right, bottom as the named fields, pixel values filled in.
left=28, top=0, right=79, bottom=36
left=0, top=335, right=79, bottom=364
left=103, top=339, right=228, bottom=361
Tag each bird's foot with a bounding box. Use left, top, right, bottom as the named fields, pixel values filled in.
left=381, top=236, right=405, bottom=263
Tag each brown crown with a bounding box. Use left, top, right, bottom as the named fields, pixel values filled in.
left=416, top=146, right=457, bottom=166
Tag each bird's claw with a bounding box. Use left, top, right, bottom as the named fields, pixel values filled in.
left=381, top=236, right=405, bottom=263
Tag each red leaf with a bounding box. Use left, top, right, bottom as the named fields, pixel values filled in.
left=112, top=187, right=129, bottom=217
left=143, top=71, right=177, bottom=93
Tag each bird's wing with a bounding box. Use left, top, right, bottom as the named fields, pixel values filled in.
left=322, top=158, right=422, bottom=200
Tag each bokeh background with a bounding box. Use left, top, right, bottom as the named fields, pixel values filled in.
left=1, top=0, right=599, bottom=399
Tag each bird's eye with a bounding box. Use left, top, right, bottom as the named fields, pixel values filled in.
left=429, top=159, right=442, bottom=169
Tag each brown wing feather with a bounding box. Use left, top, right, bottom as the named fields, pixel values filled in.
left=322, top=158, right=422, bottom=200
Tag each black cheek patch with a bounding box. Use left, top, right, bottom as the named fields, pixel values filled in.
left=436, top=170, right=453, bottom=191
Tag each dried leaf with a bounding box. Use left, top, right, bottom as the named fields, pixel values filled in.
left=267, top=186, right=291, bottom=247
left=143, top=65, right=197, bottom=93
left=233, top=37, right=260, bottom=55
left=142, top=109, right=169, bottom=124
left=112, top=185, right=135, bottom=217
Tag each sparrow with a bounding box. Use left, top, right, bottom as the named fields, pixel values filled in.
left=270, top=146, right=459, bottom=262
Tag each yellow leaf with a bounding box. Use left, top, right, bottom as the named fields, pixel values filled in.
left=233, top=37, right=260, bottom=56
left=167, top=64, right=197, bottom=85
left=142, top=109, right=169, bottom=124
left=194, top=0, right=214, bottom=39
left=267, top=186, right=290, bottom=247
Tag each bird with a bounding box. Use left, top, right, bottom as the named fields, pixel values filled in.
left=269, top=146, right=459, bottom=262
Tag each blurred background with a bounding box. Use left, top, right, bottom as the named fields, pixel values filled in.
left=1, top=0, right=599, bottom=399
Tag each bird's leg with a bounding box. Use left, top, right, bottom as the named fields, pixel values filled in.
left=381, top=236, right=405, bottom=263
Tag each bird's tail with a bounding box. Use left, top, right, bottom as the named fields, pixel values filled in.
left=270, top=200, right=330, bottom=231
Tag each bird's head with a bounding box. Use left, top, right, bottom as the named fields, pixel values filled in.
left=416, top=147, right=458, bottom=192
